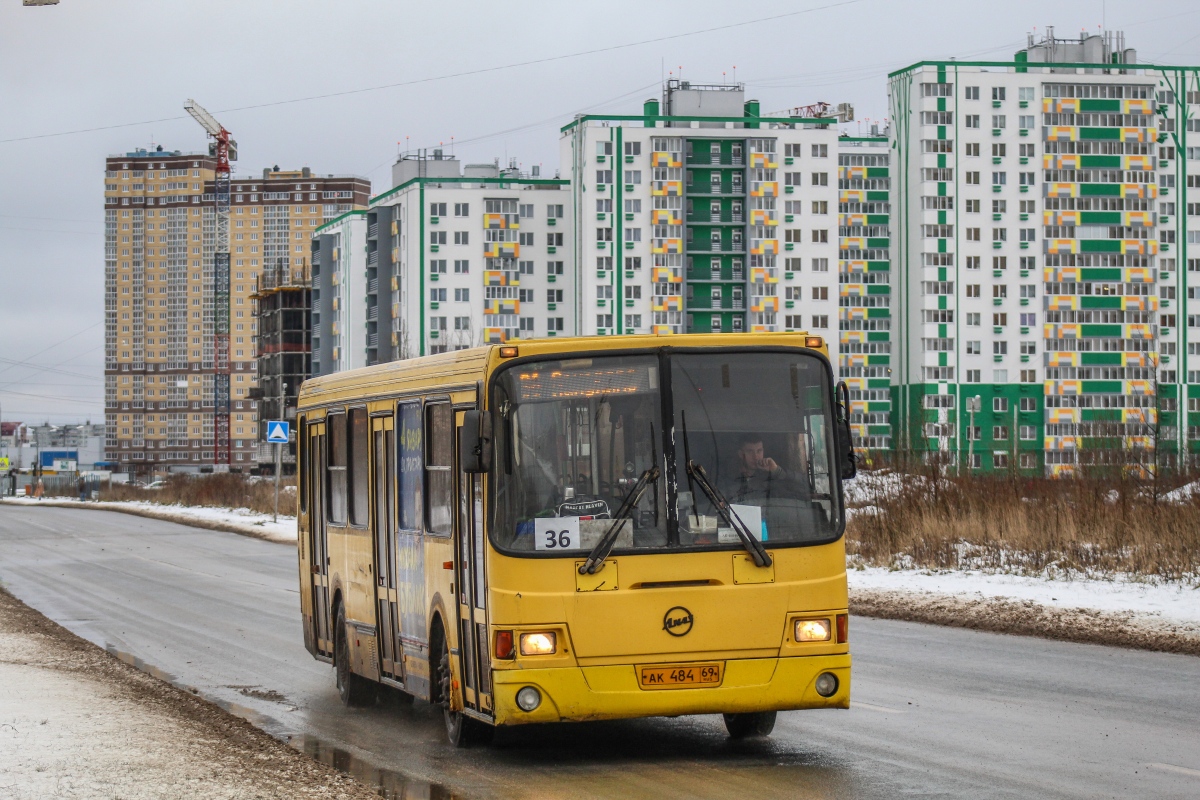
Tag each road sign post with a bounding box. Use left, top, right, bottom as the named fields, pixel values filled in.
left=266, top=421, right=290, bottom=523
left=274, top=442, right=281, bottom=522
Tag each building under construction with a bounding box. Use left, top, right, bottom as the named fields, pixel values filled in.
left=102, top=150, right=368, bottom=477
left=250, top=260, right=312, bottom=473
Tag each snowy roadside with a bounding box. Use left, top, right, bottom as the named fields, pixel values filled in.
left=850, top=567, right=1200, bottom=655
left=0, top=587, right=375, bottom=800
left=0, top=497, right=296, bottom=543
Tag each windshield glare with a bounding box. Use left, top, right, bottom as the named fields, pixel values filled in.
left=490, top=351, right=841, bottom=555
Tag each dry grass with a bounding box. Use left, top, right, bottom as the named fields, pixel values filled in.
left=64, top=473, right=295, bottom=517
left=846, top=470, right=1200, bottom=583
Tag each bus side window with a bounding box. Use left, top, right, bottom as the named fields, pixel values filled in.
left=397, top=402, right=423, bottom=531
left=298, top=417, right=308, bottom=515
left=425, top=403, right=453, bottom=536
left=327, top=412, right=347, bottom=525
left=348, top=407, right=369, bottom=527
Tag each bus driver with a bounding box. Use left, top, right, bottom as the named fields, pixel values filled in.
left=720, top=433, right=809, bottom=505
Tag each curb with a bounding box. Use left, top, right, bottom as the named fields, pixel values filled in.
left=851, top=588, right=1200, bottom=657
left=0, top=499, right=295, bottom=545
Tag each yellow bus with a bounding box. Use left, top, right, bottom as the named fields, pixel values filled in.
left=295, top=332, right=857, bottom=746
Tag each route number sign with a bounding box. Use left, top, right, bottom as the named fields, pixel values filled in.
left=534, top=517, right=579, bottom=551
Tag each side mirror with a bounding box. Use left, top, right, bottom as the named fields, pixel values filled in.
left=835, top=380, right=857, bottom=481
left=458, top=410, right=492, bottom=474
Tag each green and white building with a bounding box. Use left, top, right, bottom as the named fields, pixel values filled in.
left=888, top=29, right=1200, bottom=474
left=838, top=134, right=893, bottom=455
left=558, top=81, right=843, bottom=342
left=314, top=151, right=574, bottom=361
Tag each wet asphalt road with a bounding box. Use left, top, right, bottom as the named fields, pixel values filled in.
left=1, top=504, right=1198, bottom=799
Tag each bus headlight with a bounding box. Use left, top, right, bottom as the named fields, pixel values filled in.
left=794, top=618, right=832, bottom=642
left=815, top=672, right=839, bottom=697
left=519, top=631, right=557, bottom=656
left=516, top=686, right=541, bottom=712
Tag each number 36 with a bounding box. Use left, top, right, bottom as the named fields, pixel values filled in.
left=544, top=529, right=572, bottom=548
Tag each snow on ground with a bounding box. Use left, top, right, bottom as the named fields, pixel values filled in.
left=1, top=497, right=297, bottom=543
left=849, top=566, right=1200, bottom=627
left=842, top=469, right=912, bottom=506
left=1162, top=479, right=1200, bottom=504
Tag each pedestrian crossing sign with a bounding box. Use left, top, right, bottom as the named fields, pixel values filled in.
left=266, top=421, right=290, bottom=444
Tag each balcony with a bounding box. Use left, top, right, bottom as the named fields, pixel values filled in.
left=687, top=267, right=746, bottom=283
left=685, top=153, right=745, bottom=166
left=686, top=182, right=746, bottom=196
left=686, top=211, right=745, bottom=224
left=685, top=240, right=746, bottom=253
left=688, top=297, right=745, bottom=311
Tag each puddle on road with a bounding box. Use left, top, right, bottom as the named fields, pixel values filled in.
left=104, top=643, right=457, bottom=799
left=291, top=734, right=460, bottom=799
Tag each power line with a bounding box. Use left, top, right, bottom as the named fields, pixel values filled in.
left=0, top=388, right=99, bottom=405
left=0, top=225, right=103, bottom=236
left=0, top=322, right=103, bottom=382
left=0, top=0, right=865, bottom=145
left=0, top=213, right=103, bottom=225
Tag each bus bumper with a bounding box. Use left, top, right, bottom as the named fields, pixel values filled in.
left=491, top=654, right=850, bottom=726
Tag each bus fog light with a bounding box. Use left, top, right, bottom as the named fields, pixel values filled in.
left=815, top=672, right=839, bottom=697
left=519, top=631, right=557, bottom=656
left=516, top=686, right=541, bottom=712
left=795, top=618, right=831, bottom=642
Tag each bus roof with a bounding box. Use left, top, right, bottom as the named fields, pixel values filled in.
left=297, top=331, right=827, bottom=409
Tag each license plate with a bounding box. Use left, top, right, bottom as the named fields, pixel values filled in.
left=639, top=662, right=723, bottom=689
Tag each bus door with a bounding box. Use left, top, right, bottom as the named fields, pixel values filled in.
left=308, top=420, right=333, bottom=658
left=455, top=407, right=492, bottom=718
left=371, top=414, right=403, bottom=682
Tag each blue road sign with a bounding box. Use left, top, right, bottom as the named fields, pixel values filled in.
left=266, top=420, right=290, bottom=444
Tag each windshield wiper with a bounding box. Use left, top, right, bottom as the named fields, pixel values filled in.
left=578, top=464, right=660, bottom=575
left=685, top=460, right=772, bottom=568
left=679, top=409, right=771, bottom=568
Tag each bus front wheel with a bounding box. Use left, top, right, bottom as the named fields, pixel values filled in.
left=334, top=604, right=374, bottom=707
left=723, top=711, right=776, bottom=739
left=436, top=634, right=493, bottom=747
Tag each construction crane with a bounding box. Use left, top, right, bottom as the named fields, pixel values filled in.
left=184, top=99, right=236, bottom=470
left=766, top=101, right=855, bottom=122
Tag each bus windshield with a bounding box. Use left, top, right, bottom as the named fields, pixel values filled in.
left=490, top=350, right=841, bottom=555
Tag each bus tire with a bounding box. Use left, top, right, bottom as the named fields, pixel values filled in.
left=334, top=603, right=374, bottom=707
left=723, top=711, right=776, bottom=739
left=435, top=630, right=493, bottom=748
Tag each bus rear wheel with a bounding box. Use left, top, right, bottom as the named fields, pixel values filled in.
left=334, top=604, right=374, bottom=707
left=723, top=711, right=776, bottom=739
left=436, top=633, right=493, bottom=747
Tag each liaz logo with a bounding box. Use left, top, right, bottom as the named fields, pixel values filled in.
left=662, top=606, right=694, bottom=637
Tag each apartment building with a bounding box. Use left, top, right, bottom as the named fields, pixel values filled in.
left=838, top=134, right=893, bottom=454
left=889, top=29, right=1199, bottom=474
left=311, top=210, right=369, bottom=373
left=559, top=81, right=842, bottom=344
left=103, top=147, right=368, bottom=475
left=310, top=153, right=573, bottom=363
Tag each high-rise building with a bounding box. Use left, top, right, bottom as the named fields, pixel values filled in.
left=888, top=29, right=1197, bottom=474
left=312, top=151, right=574, bottom=361
left=559, top=81, right=843, bottom=342
left=103, top=148, right=368, bottom=476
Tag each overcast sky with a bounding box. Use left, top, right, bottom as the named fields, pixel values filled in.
left=0, top=0, right=1196, bottom=424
